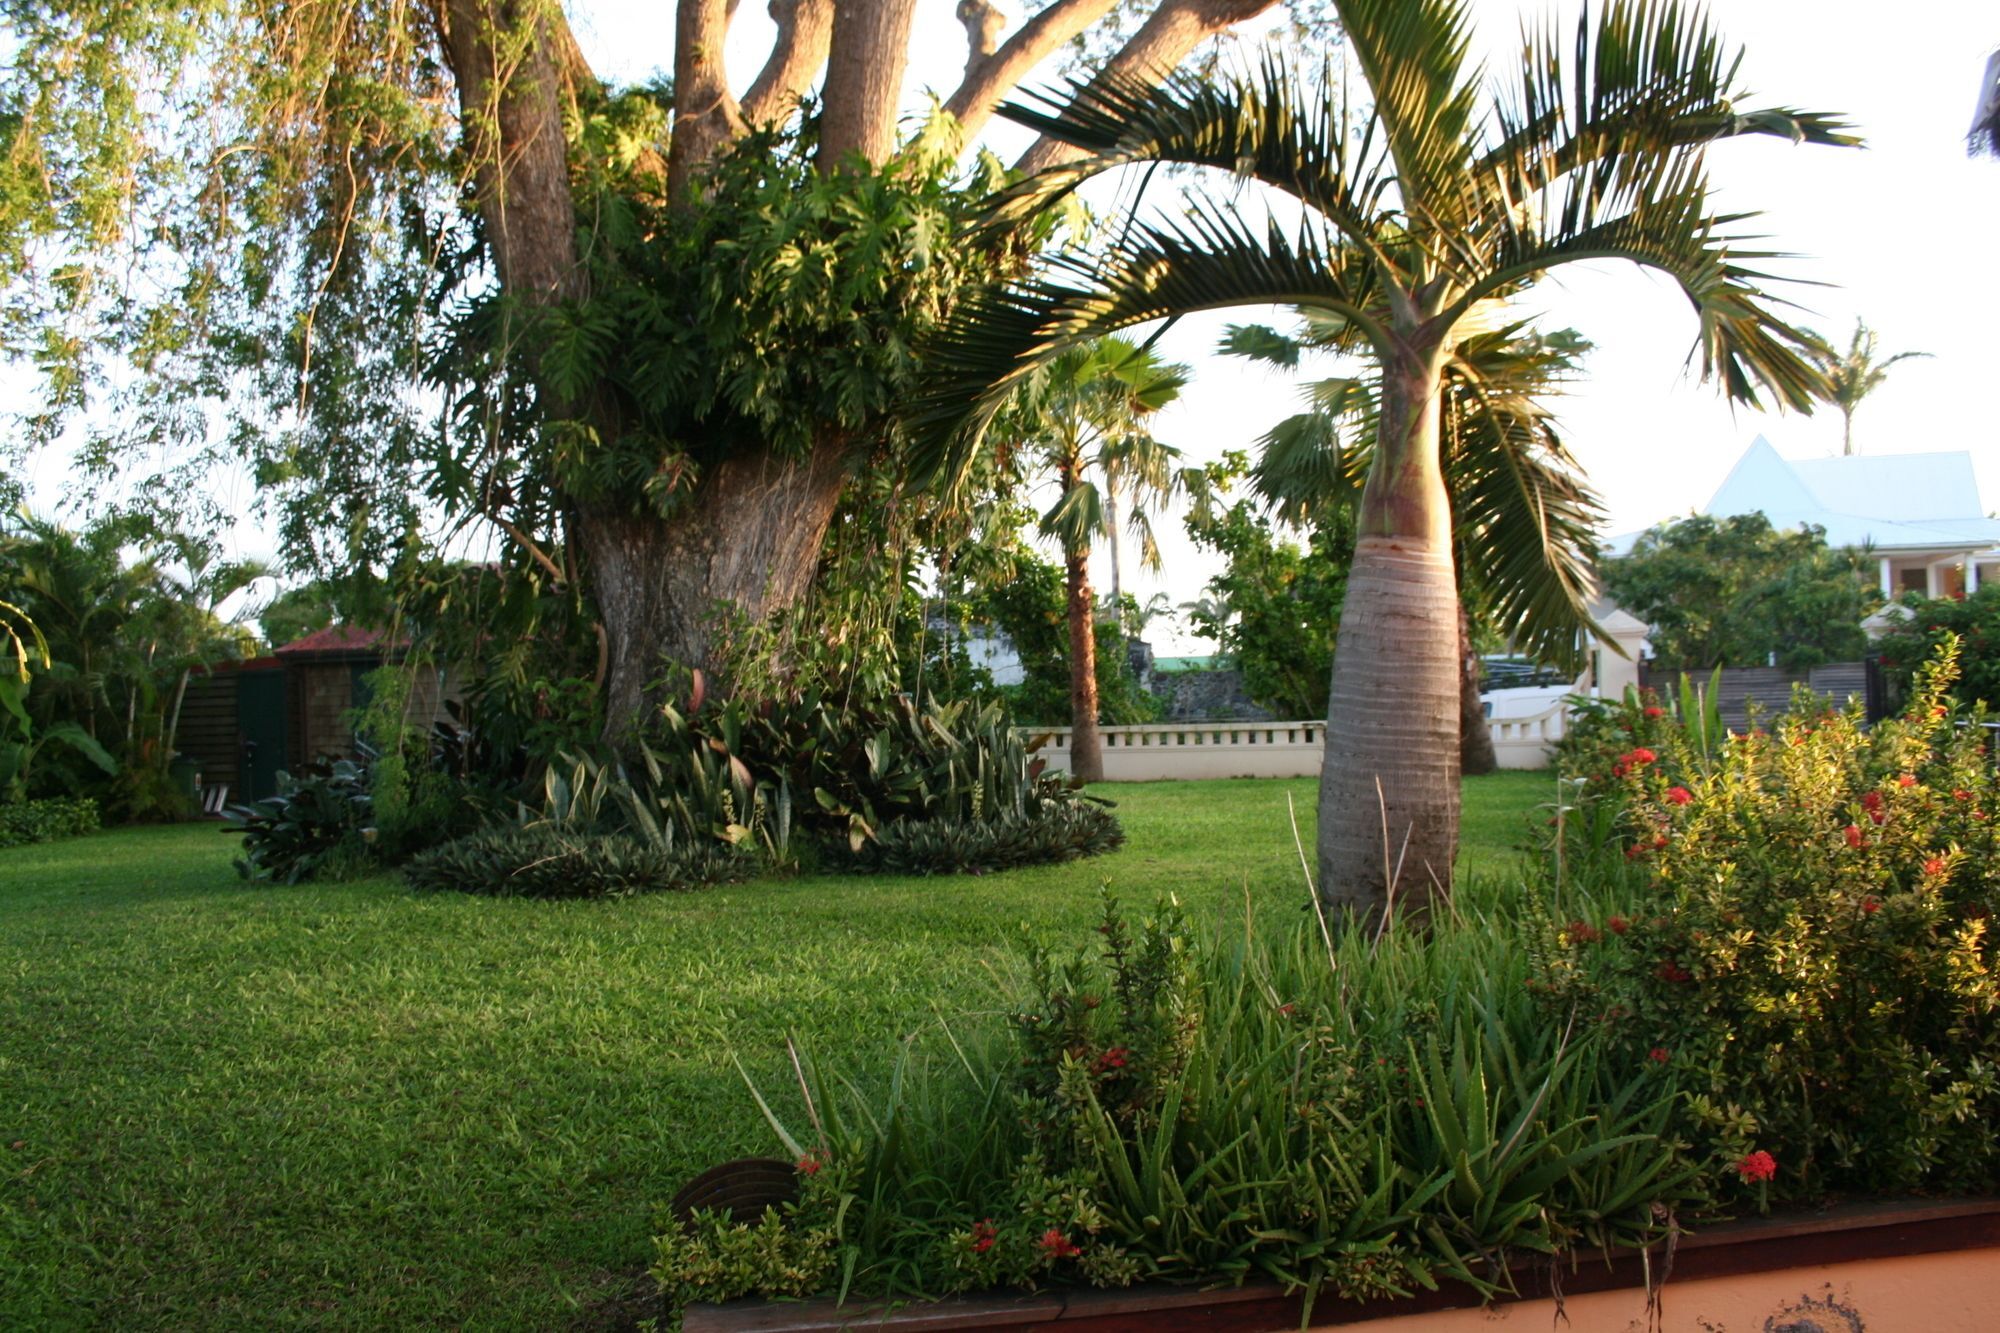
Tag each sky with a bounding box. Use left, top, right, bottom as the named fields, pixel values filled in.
left=17, top=1, right=2000, bottom=651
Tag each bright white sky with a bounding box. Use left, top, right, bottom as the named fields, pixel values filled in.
left=20, top=1, right=2000, bottom=653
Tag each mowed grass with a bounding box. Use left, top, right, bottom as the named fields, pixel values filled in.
left=0, top=771, right=1548, bottom=1330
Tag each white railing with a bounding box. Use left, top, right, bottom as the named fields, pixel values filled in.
left=1025, top=702, right=1566, bottom=782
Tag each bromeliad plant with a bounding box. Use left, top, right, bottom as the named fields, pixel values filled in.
left=1532, top=636, right=2000, bottom=1201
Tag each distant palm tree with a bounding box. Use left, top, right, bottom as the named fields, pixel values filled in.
left=1805, top=321, right=1929, bottom=455
left=916, top=0, right=1851, bottom=922
left=1001, top=336, right=1187, bottom=783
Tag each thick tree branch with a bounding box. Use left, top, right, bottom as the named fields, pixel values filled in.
left=741, top=0, right=835, bottom=126
left=437, top=0, right=585, bottom=305
left=819, top=0, right=920, bottom=167
left=945, top=0, right=1121, bottom=145
left=1013, top=0, right=1280, bottom=175
left=956, top=0, right=1006, bottom=74
left=668, top=0, right=749, bottom=200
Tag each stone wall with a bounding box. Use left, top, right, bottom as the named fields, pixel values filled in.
left=1144, top=666, right=1274, bottom=722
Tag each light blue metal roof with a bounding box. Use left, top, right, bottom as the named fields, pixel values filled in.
left=1698, top=437, right=2000, bottom=553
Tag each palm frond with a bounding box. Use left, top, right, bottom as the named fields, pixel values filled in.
left=907, top=207, right=1382, bottom=490
left=989, top=59, right=1399, bottom=272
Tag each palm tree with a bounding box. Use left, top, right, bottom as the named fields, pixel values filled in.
left=1223, top=316, right=1604, bottom=775
left=1804, top=321, right=1929, bottom=455
left=1001, top=336, right=1187, bottom=783
left=915, top=1, right=1850, bottom=921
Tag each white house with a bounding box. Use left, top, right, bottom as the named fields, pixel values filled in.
left=1695, top=438, right=2000, bottom=598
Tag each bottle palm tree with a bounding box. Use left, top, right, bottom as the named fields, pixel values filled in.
left=1000, top=335, right=1187, bottom=783
left=1804, top=321, right=1929, bottom=455
left=915, top=0, right=1851, bottom=921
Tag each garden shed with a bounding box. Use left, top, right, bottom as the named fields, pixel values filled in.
left=174, top=625, right=454, bottom=804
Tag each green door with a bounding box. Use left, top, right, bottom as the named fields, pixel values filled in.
left=236, top=669, right=288, bottom=801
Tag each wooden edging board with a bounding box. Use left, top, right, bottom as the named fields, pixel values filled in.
left=682, top=1197, right=2000, bottom=1332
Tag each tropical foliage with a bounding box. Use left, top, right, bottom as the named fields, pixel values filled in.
left=0, top=511, right=264, bottom=819
left=912, top=0, right=1852, bottom=917
left=1182, top=458, right=1354, bottom=719
left=1604, top=514, right=1879, bottom=671
left=1874, top=586, right=2000, bottom=710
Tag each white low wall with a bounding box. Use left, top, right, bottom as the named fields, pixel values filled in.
left=1029, top=704, right=1566, bottom=781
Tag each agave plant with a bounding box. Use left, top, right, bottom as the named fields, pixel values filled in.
left=913, top=0, right=1853, bottom=921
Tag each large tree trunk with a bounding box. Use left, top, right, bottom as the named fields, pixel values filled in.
left=1459, top=604, right=1497, bottom=776
left=1317, top=343, right=1458, bottom=926
left=580, top=441, right=850, bottom=735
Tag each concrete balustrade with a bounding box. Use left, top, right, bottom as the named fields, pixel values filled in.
left=1028, top=702, right=1567, bottom=780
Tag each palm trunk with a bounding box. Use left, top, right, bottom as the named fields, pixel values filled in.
left=1104, top=478, right=1124, bottom=623
left=1062, top=461, right=1105, bottom=783
left=1459, top=605, right=1496, bottom=776
left=581, top=438, right=851, bottom=738
left=1317, top=342, right=1458, bottom=925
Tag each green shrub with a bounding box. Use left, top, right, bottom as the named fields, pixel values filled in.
left=1875, top=586, right=2000, bottom=711
left=558, top=685, right=1120, bottom=878
left=655, top=892, right=1702, bottom=1313
left=225, top=761, right=372, bottom=884
left=404, top=824, right=751, bottom=898
left=1532, top=635, right=2000, bottom=1200
left=851, top=801, right=1124, bottom=875
left=0, top=796, right=99, bottom=849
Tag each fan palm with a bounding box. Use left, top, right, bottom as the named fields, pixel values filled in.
left=1001, top=335, right=1187, bottom=782
left=914, top=0, right=1852, bottom=921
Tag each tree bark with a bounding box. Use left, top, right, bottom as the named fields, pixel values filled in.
left=438, top=0, right=585, bottom=305
left=741, top=0, right=835, bottom=127
left=1458, top=603, right=1497, bottom=776
left=819, top=0, right=920, bottom=167
left=1317, top=341, right=1458, bottom=927
left=1013, top=0, right=1280, bottom=176
left=668, top=0, right=748, bottom=201
left=945, top=0, right=1122, bottom=144
left=581, top=440, right=852, bottom=736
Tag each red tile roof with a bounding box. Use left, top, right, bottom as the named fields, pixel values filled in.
left=274, top=624, right=400, bottom=657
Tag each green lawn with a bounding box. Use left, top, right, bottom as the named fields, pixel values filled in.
left=0, top=771, right=1547, bottom=1330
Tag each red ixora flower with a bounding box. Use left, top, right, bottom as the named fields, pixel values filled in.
left=1092, top=1046, right=1129, bottom=1073
left=1898, top=773, right=1918, bottom=788
left=1666, top=786, right=1693, bottom=806
left=1735, top=1150, right=1778, bottom=1183
left=1861, top=791, right=1884, bottom=812
left=1955, top=789, right=1974, bottom=802
left=1861, top=897, right=1881, bottom=915
left=1623, top=747, right=1658, bottom=767
left=1040, top=1228, right=1081, bottom=1259
left=1845, top=824, right=1865, bottom=849
left=1924, top=857, right=1947, bottom=877
left=970, top=1219, right=997, bottom=1253
left=1607, top=915, right=1631, bottom=935
left=1644, top=706, right=1665, bottom=719
left=1649, top=1047, right=1671, bottom=1063
left=1568, top=920, right=1601, bottom=944
left=796, top=1152, right=825, bottom=1177
left=1655, top=960, right=1692, bottom=984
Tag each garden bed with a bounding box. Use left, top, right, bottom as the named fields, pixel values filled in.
left=685, top=1197, right=2000, bottom=1331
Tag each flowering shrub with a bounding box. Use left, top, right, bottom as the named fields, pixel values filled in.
left=1533, top=636, right=2000, bottom=1200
